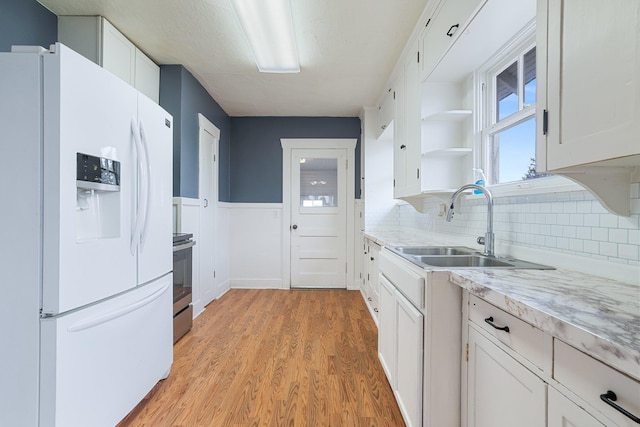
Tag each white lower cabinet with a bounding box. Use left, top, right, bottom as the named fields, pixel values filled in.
left=379, top=250, right=462, bottom=427
left=395, top=290, right=424, bottom=427
left=378, top=274, right=424, bottom=427
left=467, top=326, right=546, bottom=427
left=464, top=293, right=640, bottom=427
left=548, top=387, right=604, bottom=427
left=378, top=274, right=397, bottom=384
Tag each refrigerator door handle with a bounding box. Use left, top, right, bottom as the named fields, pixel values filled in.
left=138, top=119, right=152, bottom=251
left=66, top=283, right=170, bottom=332
left=130, top=117, right=145, bottom=255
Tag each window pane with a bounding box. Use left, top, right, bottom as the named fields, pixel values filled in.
left=490, top=118, right=541, bottom=184
left=523, top=47, right=536, bottom=106
left=299, top=158, right=338, bottom=207
left=496, top=61, right=518, bottom=121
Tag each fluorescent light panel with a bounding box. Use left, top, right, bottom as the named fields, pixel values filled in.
left=230, top=0, right=300, bottom=73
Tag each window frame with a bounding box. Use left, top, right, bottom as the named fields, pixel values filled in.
left=473, top=21, right=580, bottom=196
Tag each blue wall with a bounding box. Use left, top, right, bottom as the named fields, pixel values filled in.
left=0, top=0, right=57, bottom=51
left=230, top=117, right=361, bottom=203
left=159, top=65, right=231, bottom=201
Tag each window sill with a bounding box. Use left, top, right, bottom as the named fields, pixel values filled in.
left=465, top=175, right=583, bottom=200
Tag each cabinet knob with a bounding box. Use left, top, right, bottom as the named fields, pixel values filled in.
left=400, top=144, right=406, bottom=150
left=292, top=224, right=298, bottom=230
left=373, top=308, right=379, bottom=313
left=370, top=257, right=374, bottom=261
left=446, top=24, right=459, bottom=37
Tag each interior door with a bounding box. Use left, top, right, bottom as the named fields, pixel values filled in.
left=199, top=125, right=217, bottom=306
left=290, top=149, right=347, bottom=288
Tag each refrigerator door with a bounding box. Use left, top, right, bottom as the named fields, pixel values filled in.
left=42, top=44, right=138, bottom=314
left=136, top=93, right=173, bottom=285
left=0, top=51, right=43, bottom=427
left=39, top=275, right=173, bottom=427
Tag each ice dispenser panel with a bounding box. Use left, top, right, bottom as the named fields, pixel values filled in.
left=76, top=152, right=121, bottom=242
left=76, top=153, right=120, bottom=191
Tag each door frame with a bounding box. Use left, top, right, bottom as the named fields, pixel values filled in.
left=197, top=113, right=219, bottom=311
left=281, top=138, right=357, bottom=289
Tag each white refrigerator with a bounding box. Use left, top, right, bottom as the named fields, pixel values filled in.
left=0, top=43, right=173, bottom=426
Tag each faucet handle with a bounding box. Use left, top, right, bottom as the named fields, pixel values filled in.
left=477, top=236, right=485, bottom=246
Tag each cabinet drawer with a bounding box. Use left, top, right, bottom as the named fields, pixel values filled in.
left=469, top=295, right=544, bottom=370
left=379, top=250, right=424, bottom=309
left=554, top=339, right=640, bottom=426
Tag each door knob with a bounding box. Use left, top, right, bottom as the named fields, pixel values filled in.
left=292, top=224, right=298, bottom=230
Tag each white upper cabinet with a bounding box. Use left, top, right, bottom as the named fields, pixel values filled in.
left=537, top=0, right=640, bottom=215
left=419, top=0, right=486, bottom=81
left=58, top=16, right=160, bottom=103
left=101, top=19, right=136, bottom=86
left=376, top=87, right=395, bottom=139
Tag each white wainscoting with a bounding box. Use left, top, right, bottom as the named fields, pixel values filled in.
left=215, top=203, right=231, bottom=298
left=229, top=203, right=284, bottom=289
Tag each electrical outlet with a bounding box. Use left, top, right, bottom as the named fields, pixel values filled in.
left=437, top=203, right=447, bottom=217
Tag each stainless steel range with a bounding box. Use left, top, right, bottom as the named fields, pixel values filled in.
left=172, top=233, right=195, bottom=343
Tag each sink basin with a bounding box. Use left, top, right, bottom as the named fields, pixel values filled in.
left=392, top=246, right=476, bottom=256
left=414, top=255, right=514, bottom=268
left=388, top=246, right=554, bottom=270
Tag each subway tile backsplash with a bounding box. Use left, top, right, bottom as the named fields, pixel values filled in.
left=390, top=182, right=640, bottom=266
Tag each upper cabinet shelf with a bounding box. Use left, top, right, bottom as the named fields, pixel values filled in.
left=422, top=109, right=472, bottom=122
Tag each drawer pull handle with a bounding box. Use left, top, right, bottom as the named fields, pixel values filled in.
left=600, top=390, right=640, bottom=423
left=446, top=24, right=459, bottom=37
left=484, top=316, right=510, bottom=333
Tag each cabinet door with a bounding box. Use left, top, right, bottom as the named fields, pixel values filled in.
left=394, top=72, right=408, bottom=197
left=420, top=0, right=485, bottom=80
left=101, top=18, right=136, bottom=86
left=370, top=243, right=380, bottom=300
left=378, top=274, right=396, bottom=386
left=541, top=0, right=640, bottom=170
left=377, top=87, right=395, bottom=138
left=548, top=387, right=604, bottom=427
left=467, top=326, right=546, bottom=427
left=395, top=290, right=424, bottom=427
left=404, top=43, right=422, bottom=197
left=134, top=48, right=160, bottom=103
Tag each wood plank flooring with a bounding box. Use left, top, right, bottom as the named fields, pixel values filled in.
left=117, top=289, right=405, bottom=426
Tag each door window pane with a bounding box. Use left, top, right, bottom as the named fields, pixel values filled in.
left=489, top=118, right=538, bottom=184
left=496, top=61, right=518, bottom=121
left=523, top=47, right=536, bottom=107
left=299, top=158, right=338, bottom=207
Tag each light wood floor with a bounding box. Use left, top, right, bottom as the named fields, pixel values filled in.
left=118, top=289, right=405, bottom=426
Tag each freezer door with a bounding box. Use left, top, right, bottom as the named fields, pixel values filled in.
left=39, top=275, right=173, bottom=427
left=42, top=44, right=138, bottom=314
left=136, top=93, right=173, bottom=285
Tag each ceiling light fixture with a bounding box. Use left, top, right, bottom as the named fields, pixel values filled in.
left=229, top=0, right=300, bottom=73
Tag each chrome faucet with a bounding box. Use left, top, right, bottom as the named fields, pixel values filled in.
left=446, top=184, right=495, bottom=257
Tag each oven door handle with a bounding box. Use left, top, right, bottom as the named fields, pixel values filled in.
left=173, top=241, right=196, bottom=252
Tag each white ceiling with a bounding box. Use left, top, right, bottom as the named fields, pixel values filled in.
left=37, top=0, right=431, bottom=117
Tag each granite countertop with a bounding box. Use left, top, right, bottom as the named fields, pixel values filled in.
left=364, top=229, right=640, bottom=381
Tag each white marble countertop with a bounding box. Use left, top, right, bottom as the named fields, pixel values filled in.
left=364, top=228, right=640, bottom=381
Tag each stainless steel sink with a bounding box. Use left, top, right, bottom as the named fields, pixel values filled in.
left=392, top=246, right=476, bottom=256
left=388, top=246, right=554, bottom=270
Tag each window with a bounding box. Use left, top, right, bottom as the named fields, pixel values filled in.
left=479, top=29, right=550, bottom=186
